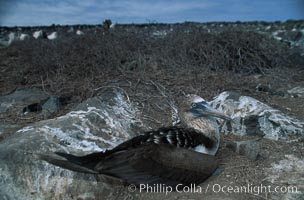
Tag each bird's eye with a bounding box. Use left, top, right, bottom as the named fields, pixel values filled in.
left=191, top=103, right=196, bottom=108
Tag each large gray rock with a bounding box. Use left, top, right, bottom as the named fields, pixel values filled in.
left=0, top=88, right=49, bottom=113
left=225, top=139, right=260, bottom=160
left=76, top=30, right=84, bottom=35
left=210, top=91, right=304, bottom=140
left=0, top=122, right=21, bottom=140
left=265, top=154, right=304, bottom=200
left=33, top=30, right=47, bottom=39
left=19, top=33, right=30, bottom=41
left=41, top=96, right=62, bottom=118
left=0, top=89, right=143, bottom=200
left=0, top=32, right=17, bottom=47
left=47, top=32, right=57, bottom=40
left=287, top=86, right=304, bottom=98
left=0, top=88, right=67, bottom=119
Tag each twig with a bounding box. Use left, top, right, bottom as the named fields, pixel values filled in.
left=149, top=80, right=180, bottom=125
left=40, top=76, right=46, bottom=92
left=141, top=115, right=162, bottom=124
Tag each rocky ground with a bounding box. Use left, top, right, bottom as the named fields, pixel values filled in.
left=0, top=21, right=304, bottom=200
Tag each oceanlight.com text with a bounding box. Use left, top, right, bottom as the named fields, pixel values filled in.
left=128, top=183, right=299, bottom=195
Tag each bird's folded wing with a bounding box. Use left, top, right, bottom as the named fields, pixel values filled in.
left=38, top=152, right=98, bottom=174
left=95, top=144, right=218, bottom=187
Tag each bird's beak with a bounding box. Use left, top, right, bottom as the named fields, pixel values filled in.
left=192, top=102, right=232, bottom=121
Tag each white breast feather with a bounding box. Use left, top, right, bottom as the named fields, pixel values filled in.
left=193, top=144, right=218, bottom=155
left=193, top=145, right=208, bottom=154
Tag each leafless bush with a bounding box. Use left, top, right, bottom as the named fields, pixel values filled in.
left=159, top=30, right=291, bottom=74
left=0, top=28, right=294, bottom=101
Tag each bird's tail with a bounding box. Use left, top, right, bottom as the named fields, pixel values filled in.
left=38, top=151, right=106, bottom=174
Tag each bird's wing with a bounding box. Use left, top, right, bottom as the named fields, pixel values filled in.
left=38, top=152, right=99, bottom=174
left=95, top=144, right=218, bottom=187
left=109, top=127, right=215, bottom=153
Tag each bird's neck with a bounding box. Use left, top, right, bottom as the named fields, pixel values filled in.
left=181, top=113, right=220, bottom=155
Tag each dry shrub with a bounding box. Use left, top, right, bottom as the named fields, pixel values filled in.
left=160, top=30, right=291, bottom=74
left=0, top=28, right=294, bottom=100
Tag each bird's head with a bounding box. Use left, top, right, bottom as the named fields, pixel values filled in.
left=184, top=94, right=231, bottom=121
left=179, top=94, right=231, bottom=155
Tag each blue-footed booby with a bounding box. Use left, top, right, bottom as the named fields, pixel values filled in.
left=40, top=94, right=231, bottom=187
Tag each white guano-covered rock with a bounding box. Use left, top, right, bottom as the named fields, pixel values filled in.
left=76, top=30, right=84, bottom=35
left=33, top=30, right=47, bottom=39
left=47, top=32, right=57, bottom=40
left=8, top=32, right=16, bottom=45
left=0, top=32, right=17, bottom=46
left=0, top=89, right=143, bottom=200
left=210, top=91, right=304, bottom=140
left=20, top=33, right=30, bottom=40
left=287, top=86, right=304, bottom=98
left=265, top=154, right=304, bottom=200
